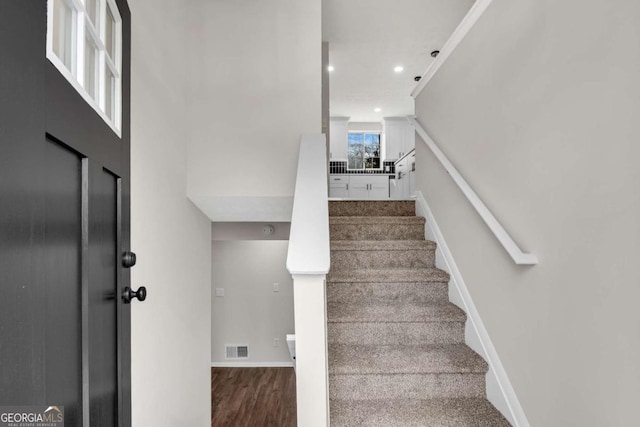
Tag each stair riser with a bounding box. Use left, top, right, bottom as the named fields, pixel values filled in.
left=331, top=249, right=435, bottom=270
left=328, top=322, right=464, bottom=345
left=329, top=373, right=486, bottom=399
left=326, top=282, right=450, bottom=304
left=329, top=201, right=415, bottom=217
left=330, top=224, right=424, bottom=241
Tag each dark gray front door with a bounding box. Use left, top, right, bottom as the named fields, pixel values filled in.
left=0, top=2, right=132, bottom=426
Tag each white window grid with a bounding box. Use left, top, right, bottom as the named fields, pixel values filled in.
left=347, top=131, right=382, bottom=170
left=46, top=0, right=123, bottom=137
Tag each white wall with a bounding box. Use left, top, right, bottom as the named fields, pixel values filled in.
left=414, top=0, right=640, bottom=425
left=211, top=240, right=294, bottom=365
left=348, top=122, right=382, bottom=132
left=187, top=0, right=322, bottom=222
left=212, top=222, right=291, bottom=241
left=130, top=0, right=211, bottom=425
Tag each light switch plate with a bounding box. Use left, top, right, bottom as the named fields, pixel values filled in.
left=215, top=288, right=225, bottom=297
left=273, top=283, right=279, bottom=292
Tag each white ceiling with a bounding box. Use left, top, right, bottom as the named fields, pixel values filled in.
left=323, top=0, right=475, bottom=122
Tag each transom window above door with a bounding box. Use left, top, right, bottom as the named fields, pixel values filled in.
left=348, top=132, right=381, bottom=170
left=47, top=0, right=122, bottom=136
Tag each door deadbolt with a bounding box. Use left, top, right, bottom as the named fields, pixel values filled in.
left=122, top=251, right=137, bottom=268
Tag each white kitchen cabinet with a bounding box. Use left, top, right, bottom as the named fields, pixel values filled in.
left=369, top=176, right=389, bottom=199
left=389, top=177, right=401, bottom=199
left=408, top=153, right=416, bottom=198
left=384, top=120, right=404, bottom=161
left=329, top=175, right=349, bottom=198
left=403, top=122, right=415, bottom=155
left=329, top=185, right=349, bottom=198
left=395, top=157, right=410, bottom=199
left=348, top=184, right=369, bottom=199
left=348, top=175, right=389, bottom=199
left=383, top=118, right=415, bottom=161
left=329, top=175, right=391, bottom=199
left=329, top=117, right=349, bottom=160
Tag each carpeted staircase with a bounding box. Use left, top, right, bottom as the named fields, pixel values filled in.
left=327, top=200, right=510, bottom=426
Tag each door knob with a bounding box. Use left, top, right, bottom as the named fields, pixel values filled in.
left=123, top=286, right=147, bottom=303
left=122, top=251, right=137, bottom=268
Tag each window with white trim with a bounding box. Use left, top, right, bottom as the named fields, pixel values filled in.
left=348, top=132, right=381, bottom=170
left=47, top=0, right=123, bottom=136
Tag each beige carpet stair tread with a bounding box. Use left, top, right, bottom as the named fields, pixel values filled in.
left=329, top=200, right=416, bottom=217
left=326, top=281, right=450, bottom=305
left=328, top=268, right=450, bottom=283
left=329, top=373, right=486, bottom=400
left=330, top=216, right=426, bottom=225
left=330, top=216, right=426, bottom=241
left=326, top=200, right=510, bottom=425
left=328, top=320, right=465, bottom=346
left=327, top=301, right=466, bottom=323
left=329, top=344, right=488, bottom=375
left=330, top=240, right=436, bottom=271
left=329, top=398, right=511, bottom=427
left=331, top=240, right=436, bottom=251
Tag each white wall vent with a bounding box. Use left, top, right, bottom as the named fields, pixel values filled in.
left=225, top=345, right=249, bottom=359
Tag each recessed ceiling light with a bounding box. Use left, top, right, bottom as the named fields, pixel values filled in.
left=394, top=66, right=404, bottom=73
left=327, top=65, right=334, bottom=72
left=374, top=108, right=381, bottom=112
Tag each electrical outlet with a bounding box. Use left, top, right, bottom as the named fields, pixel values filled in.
left=215, top=288, right=225, bottom=297
left=273, top=283, right=279, bottom=292
left=273, top=338, right=280, bottom=347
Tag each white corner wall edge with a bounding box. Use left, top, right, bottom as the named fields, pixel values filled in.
left=416, top=191, right=530, bottom=427
left=211, top=362, right=294, bottom=368
left=410, top=0, right=495, bottom=98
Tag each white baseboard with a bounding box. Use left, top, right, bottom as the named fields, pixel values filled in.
left=415, top=191, right=529, bottom=427
left=211, top=361, right=294, bottom=368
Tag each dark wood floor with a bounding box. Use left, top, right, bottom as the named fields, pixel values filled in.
left=211, top=367, right=296, bottom=427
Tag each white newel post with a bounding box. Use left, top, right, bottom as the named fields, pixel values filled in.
left=292, top=274, right=330, bottom=426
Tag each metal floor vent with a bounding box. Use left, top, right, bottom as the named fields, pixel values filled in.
left=225, top=345, right=249, bottom=359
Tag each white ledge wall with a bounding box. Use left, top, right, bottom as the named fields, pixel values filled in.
left=287, top=135, right=331, bottom=427
left=186, top=0, right=321, bottom=222
left=287, top=135, right=331, bottom=275
left=412, top=0, right=640, bottom=425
